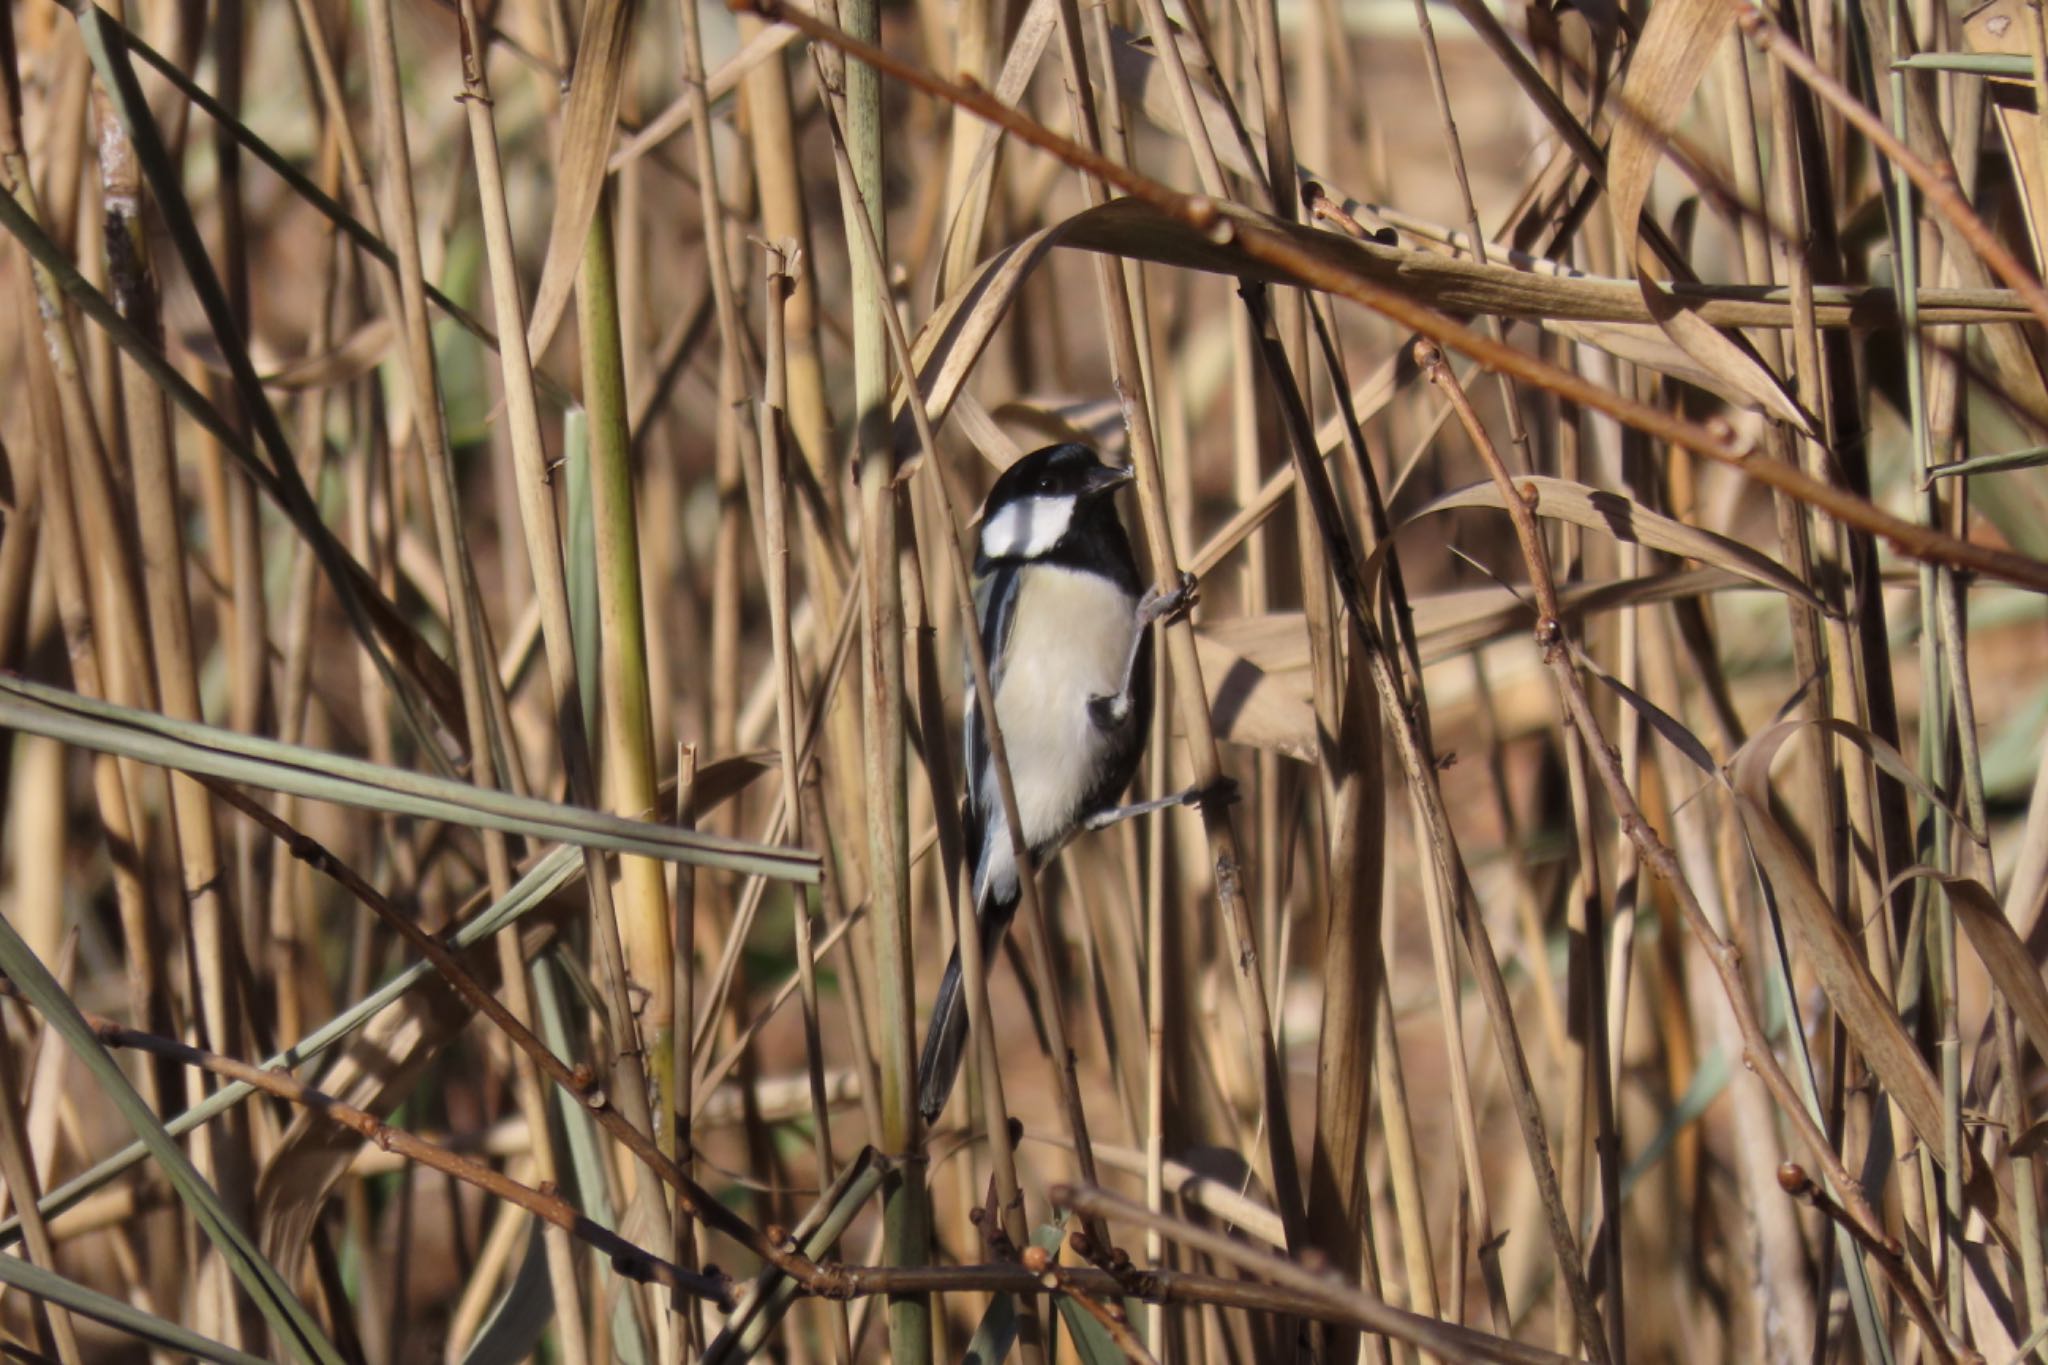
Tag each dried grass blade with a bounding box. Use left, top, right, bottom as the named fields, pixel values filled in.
left=1909, top=871, right=2048, bottom=1066
left=525, top=0, right=637, bottom=358
left=1730, top=739, right=1945, bottom=1157
left=0, top=1252, right=268, bottom=1365
left=0, top=676, right=817, bottom=877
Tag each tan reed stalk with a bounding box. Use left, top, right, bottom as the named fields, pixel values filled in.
left=30, top=55, right=254, bottom=1340
left=735, top=0, right=868, bottom=933
left=88, top=69, right=261, bottom=1350
left=88, top=27, right=224, bottom=960
left=444, top=5, right=597, bottom=1354
left=824, top=0, right=933, bottom=1347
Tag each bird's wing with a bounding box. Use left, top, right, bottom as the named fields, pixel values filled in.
left=961, top=563, right=1021, bottom=846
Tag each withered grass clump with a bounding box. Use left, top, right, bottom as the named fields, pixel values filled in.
left=2, top=0, right=2048, bottom=1359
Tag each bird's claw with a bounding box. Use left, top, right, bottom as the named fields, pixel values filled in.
left=1139, top=571, right=1200, bottom=627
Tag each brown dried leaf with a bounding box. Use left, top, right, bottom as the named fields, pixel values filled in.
left=1729, top=733, right=1946, bottom=1153
left=1919, top=869, right=2048, bottom=1067
left=1731, top=728, right=2022, bottom=1258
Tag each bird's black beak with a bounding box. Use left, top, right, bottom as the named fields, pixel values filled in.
left=1083, top=463, right=1137, bottom=497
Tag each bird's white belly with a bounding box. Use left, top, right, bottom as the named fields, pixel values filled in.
left=986, top=567, right=1137, bottom=850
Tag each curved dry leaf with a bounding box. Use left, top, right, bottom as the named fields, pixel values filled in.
left=990, top=395, right=1126, bottom=453
left=1108, top=23, right=1265, bottom=188
left=901, top=200, right=1988, bottom=471
left=1736, top=717, right=1977, bottom=841
left=1206, top=572, right=1772, bottom=686
left=1608, top=0, right=1811, bottom=431
left=950, top=391, right=1029, bottom=469
left=260, top=319, right=394, bottom=391
left=1391, top=476, right=1826, bottom=608
left=1411, top=567, right=1759, bottom=661
left=1543, top=315, right=1784, bottom=412
left=1731, top=729, right=2020, bottom=1254
left=672, top=748, right=780, bottom=822
left=255, top=960, right=475, bottom=1282
left=1573, top=642, right=1720, bottom=778
left=1055, top=198, right=2030, bottom=330
left=1197, top=612, right=1312, bottom=675
left=894, top=222, right=1067, bottom=455
left=1191, top=627, right=1317, bottom=762
left=524, top=0, right=637, bottom=361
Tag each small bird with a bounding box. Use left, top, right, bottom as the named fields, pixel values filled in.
left=917, top=442, right=1205, bottom=1124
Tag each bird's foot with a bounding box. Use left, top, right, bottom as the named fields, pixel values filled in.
left=1138, top=571, right=1200, bottom=628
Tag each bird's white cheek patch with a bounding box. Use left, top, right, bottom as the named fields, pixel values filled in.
left=981, top=496, right=1075, bottom=558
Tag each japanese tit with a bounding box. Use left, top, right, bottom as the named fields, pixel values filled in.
left=917, top=442, right=1196, bottom=1123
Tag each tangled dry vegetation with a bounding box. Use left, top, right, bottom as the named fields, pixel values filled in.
left=7, top=0, right=2048, bottom=1358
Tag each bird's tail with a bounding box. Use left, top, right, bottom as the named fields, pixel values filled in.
left=917, top=947, right=971, bottom=1123
left=917, top=884, right=1018, bottom=1123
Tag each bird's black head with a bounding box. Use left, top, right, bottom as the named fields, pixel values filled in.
left=976, top=443, right=1134, bottom=564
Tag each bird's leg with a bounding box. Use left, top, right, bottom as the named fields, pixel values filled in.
left=1082, top=775, right=1240, bottom=831
left=1089, top=571, right=1199, bottom=728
